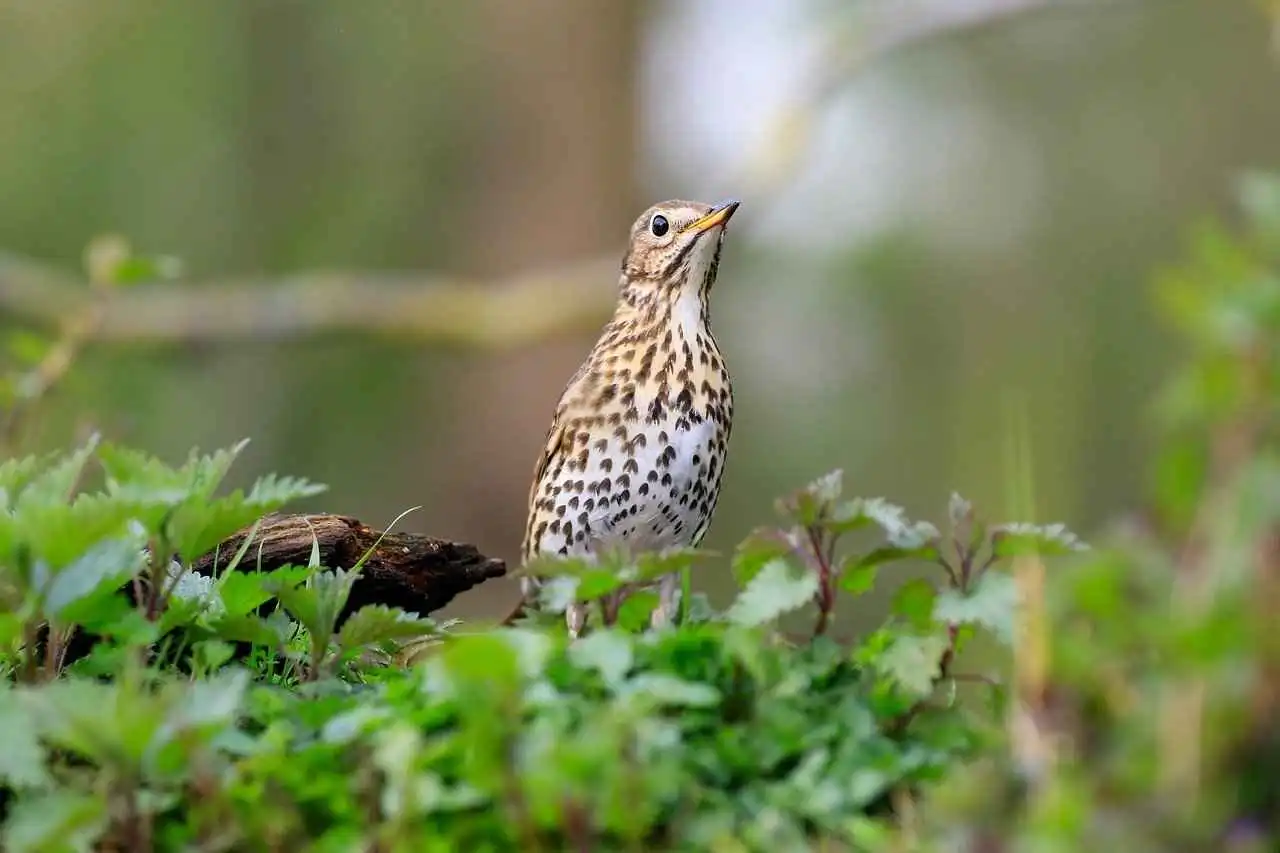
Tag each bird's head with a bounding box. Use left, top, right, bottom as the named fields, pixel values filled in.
left=618, top=199, right=740, bottom=305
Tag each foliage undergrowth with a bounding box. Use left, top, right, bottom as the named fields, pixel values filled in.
left=0, top=428, right=1078, bottom=851
left=0, top=175, right=1276, bottom=851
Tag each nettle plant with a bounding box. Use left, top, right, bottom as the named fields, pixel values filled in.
left=523, top=468, right=1085, bottom=724
left=0, top=428, right=1086, bottom=850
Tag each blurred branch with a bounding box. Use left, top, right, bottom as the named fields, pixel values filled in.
left=0, top=0, right=1138, bottom=353
left=734, top=0, right=1144, bottom=194
left=0, top=250, right=619, bottom=348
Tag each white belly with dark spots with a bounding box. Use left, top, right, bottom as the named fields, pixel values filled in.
left=603, top=418, right=721, bottom=552
left=539, top=415, right=724, bottom=560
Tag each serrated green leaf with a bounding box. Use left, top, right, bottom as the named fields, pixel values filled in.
left=214, top=571, right=274, bottom=617
left=844, top=542, right=939, bottom=577
left=725, top=558, right=819, bottom=627
left=839, top=561, right=878, bottom=596
left=442, top=633, right=522, bottom=691
left=268, top=569, right=353, bottom=644
left=574, top=568, right=625, bottom=601
left=206, top=613, right=285, bottom=647
left=0, top=453, right=47, bottom=507
left=731, top=528, right=797, bottom=586
left=167, top=500, right=268, bottom=565
left=777, top=470, right=844, bottom=526
left=876, top=633, right=949, bottom=698
left=17, top=492, right=142, bottom=570
left=632, top=547, right=712, bottom=582
left=569, top=629, right=633, bottom=688
left=190, top=639, right=235, bottom=673
left=828, top=497, right=941, bottom=548
left=336, top=604, right=434, bottom=650
left=159, top=670, right=249, bottom=734
left=244, top=472, right=327, bottom=510
left=21, top=680, right=165, bottom=769
left=616, top=589, right=662, bottom=631
left=98, top=443, right=200, bottom=498
left=522, top=554, right=597, bottom=580
left=991, top=522, right=1087, bottom=558
left=890, top=578, right=938, bottom=630
left=1, top=788, right=107, bottom=853
left=934, top=572, right=1017, bottom=645
left=0, top=689, right=50, bottom=788
left=617, top=673, right=720, bottom=707
left=42, top=537, right=146, bottom=622
left=535, top=576, right=579, bottom=614
left=14, top=436, right=99, bottom=511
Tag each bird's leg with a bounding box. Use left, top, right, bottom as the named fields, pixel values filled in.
left=650, top=572, right=680, bottom=630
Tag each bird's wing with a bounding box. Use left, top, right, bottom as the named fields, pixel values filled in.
left=521, top=410, right=571, bottom=559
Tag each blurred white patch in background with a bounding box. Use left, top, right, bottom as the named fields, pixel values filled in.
left=641, top=0, right=1049, bottom=255
left=639, top=0, right=1055, bottom=445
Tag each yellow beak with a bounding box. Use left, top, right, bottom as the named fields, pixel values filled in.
left=683, top=199, right=741, bottom=235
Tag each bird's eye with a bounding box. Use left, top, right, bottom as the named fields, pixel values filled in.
left=650, top=214, right=669, bottom=237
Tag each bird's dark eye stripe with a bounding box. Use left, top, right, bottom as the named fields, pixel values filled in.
left=650, top=214, right=669, bottom=237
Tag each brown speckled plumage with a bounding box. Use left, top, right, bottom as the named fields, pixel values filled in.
left=521, top=198, right=740, bottom=635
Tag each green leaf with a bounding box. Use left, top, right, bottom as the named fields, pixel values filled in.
left=934, top=571, right=1017, bottom=645
left=533, top=576, right=579, bottom=614
left=617, top=673, right=720, bottom=708
left=991, top=522, right=1087, bottom=558
left=522, top=554, right=596, bottom=581
left=574, top=568, right=626, bottom=601
left=0, top=689, right=50, bottom=788
left=839, top=561, right=878, bottom=596
left=725, top=558, right=819, bottom=626
left=20, top=680, right=165, bottom=770
left=731, top=528, right=799, bottom=586
left=569, top=629, right=634, bottom=688
left=42, top=536, right=146, bottom=623
left=0, top=453, right=46, bottom=506
left=13, top=435, right=99, bottom=511
left=336, top=604, right=434, bottom=650
left=616, top=590, right=662, bottom=631
left=632, top=547, right=713, bottom=583
left=890, top=578, right=938, bottom=630
left=876, top=632, right=949, bottom=698
left=215, top=571, right=275, bottom=617
left=1, top=789, right=107, bottom=853
left=190, top=640, right=236, bottom=673
left=776, top=469, right=844, bottom=526
left=843, top=541, right=939, bottom=577
left=206, top=613, right=285, bottom=647
left=828, top=497, right=941, bottom=548
left=267, top=567, right=354, bottom=646
left=16, top=492, right=141, bottom=570
left=159, top=670, right=249, bottom=734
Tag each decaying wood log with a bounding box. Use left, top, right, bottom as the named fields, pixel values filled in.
left=191, top=512, right=507, bottom=622
left=51, top=512, right=506, bottom=668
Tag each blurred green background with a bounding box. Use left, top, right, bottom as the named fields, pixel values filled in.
left=1, top=0, right=1276, bottom=620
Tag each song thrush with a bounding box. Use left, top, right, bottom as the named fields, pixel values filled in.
left=517, top=198, right=741, bottom=636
